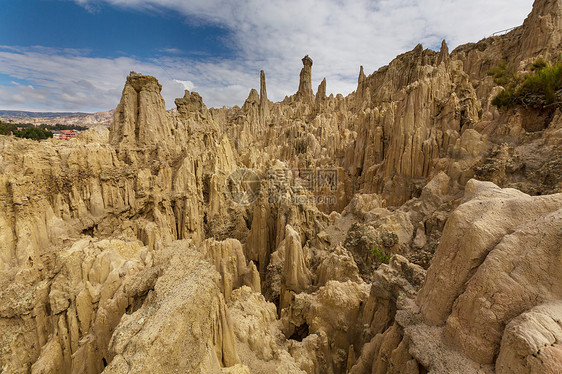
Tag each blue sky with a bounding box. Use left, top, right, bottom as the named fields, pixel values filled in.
left=0, top=0, right=231, bottom=59
left=0, top=0, right=533, bottom=112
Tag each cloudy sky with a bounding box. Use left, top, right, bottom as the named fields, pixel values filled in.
left=0, top=0, right=533, bottom=112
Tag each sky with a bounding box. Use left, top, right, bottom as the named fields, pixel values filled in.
left=0, top=0, right=534, bottom=112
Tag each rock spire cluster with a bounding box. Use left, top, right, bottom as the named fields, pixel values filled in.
left=0, top=1, right=561, bottom=373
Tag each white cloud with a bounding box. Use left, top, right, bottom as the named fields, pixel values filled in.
left=174, top=79, right=195, bottom=91
left=0, top=46, right=188, bottom=111
left=160, top=48, right=183, bottom=54
left=0, top=0, right=533, bottom=111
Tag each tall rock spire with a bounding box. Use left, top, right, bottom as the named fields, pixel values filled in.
left=110, top=71, right=172, bottom=148
left=315, top=77, right=327, bottom=110
left=437, top=40, right=449, bottom=65
left=356, top=65, right=367, bottom=101
left=259, top=70, right=269, bottom=125
left=296, top=55, right=314, bottom=101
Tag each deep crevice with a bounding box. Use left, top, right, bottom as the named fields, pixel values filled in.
left=288, top=322, right=309, bottom=342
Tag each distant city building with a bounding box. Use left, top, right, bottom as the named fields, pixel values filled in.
left=52, top=129, right=80, bottom=140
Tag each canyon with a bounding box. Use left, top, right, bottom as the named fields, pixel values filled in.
left=0, top=0, right=561, bottom=373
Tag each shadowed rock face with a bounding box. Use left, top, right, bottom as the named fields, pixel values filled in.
left=296, top=55, right=314, bottom=101
left=1, top=1, right=561, bottom=373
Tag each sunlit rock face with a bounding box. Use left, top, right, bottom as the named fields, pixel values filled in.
left=0, top=1, right=561, bottom=373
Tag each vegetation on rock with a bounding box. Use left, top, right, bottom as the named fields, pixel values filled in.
left=370, top=246, right=391, bottom=264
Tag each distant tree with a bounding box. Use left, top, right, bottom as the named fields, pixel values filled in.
left=39, top=123, right=87, bottom=131
left=13, top=127, right=53, bottom=140
left=0, top=122, right=17, bottom=135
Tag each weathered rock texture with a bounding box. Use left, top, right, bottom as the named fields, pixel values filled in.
left=0, top=0, right=561, bottom=373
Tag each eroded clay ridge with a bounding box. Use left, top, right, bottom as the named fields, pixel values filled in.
left=0, top=0, right=561, bottom=373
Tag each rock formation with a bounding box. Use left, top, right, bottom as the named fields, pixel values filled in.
left=0, top=0, right=561, bottom=373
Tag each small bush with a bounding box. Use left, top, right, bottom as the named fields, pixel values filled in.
left=530, top=58, right=548, bottom=72
left=491, top=89, right=515, bottom=107
left=487, top=60, right=519, bottom=87
left=370, top=246, right=391, bottom=264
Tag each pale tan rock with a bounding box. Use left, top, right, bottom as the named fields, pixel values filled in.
left=76, top=125, right=110, bottom=144
left=175, top=89, right=210, bottom=120
left=417, top=179, right=562, bottom=327
left=356, top=65, right=367, bottom=102
left=437, top=40, right=449, bottom=66
left=228, top=286, right=309, bottom=373
left=282, top=280, right=370, bottom=371
left=279, top=225, right=312, bottom=310
left=444, top=193, right=562, bottom=363
left=199, top=238, right=261, bottom=299
left=496, top=301, right=562, bottom=374
left=315, top=77, right=327, bottom=110
left=315, top=245, right=362, bottom=286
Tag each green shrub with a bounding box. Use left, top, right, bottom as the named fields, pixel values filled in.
left=490, top=58, right=562, bottom=109
left=530, top=58, right=548, bottom=71
left=517, top=60, right=562, bottom=106
left=370, top=246, right=391, bottom=264
left=487, top=60, right=519, bottom=87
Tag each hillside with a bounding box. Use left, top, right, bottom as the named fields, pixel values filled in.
left=0, top=110, right=113, bottom=127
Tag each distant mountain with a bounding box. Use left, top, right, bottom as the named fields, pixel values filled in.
left=0, top=110, right=90, bottom=118
left=0, top=109, right=114, bottom=127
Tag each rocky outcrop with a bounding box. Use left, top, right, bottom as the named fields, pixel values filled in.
left=417, top=180, right=562, bottom=330
left=4, top=237, right=158, bottom=374
left=199, top=238, right=261, bottom=300
left=346, top=180, right=562, bottom=373
left=104, top=246, right=242, bottom=373
left=175, top=89, right=210, bottom=121
left=408, top=180, right=561, bottom=372
left=315, top=78, right=327, bottom=110
left=282, top=280, right=370, bottom=372
left=426, top=182, right=561, bottom=364
left=356, top=65, right=367, bottom=102
left=109, top=72, right=172, bottom=148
